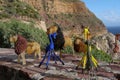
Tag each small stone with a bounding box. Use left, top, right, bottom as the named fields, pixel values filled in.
left=67, top=68, right=73, bottom=72
left=97, top=76, right=112, bottom=80
left=26, top=59, right=34, bottom=62
left=101, top=67, right=112, bottom=72
left=32, top=73, right=44, bottom=80
left=112, top=70, right=120, bottom=74
left=49, top=66, right=56, bottom=70
left=34, top=63, right=39, bottom=67
left=99, top=62, right=109, bottom=66
left=29, top=65, right=34, bottom=67
left=4, top=62, right=12, bottom=65
left=45, top=70, right=78, bottom=79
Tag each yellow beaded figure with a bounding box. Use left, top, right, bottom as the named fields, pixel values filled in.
left=75, top=26, right=98, bottom=71
left=84, top=26, right=90, bottom=41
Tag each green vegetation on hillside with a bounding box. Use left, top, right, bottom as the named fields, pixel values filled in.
left=0, top=19, right=49, bottom=49
left=91, top=46, right=112, bottom=63
left=0, top=0, right=40, bottom=19
left=61, top=42, right=112, bottom=63
left=62, top=46, right=73, bottom=54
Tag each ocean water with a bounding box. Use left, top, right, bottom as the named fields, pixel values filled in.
left=107, top=27, right=120, bottom=34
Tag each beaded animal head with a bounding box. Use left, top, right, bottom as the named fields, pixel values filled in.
left=47, top=26, right=58, bottom=35
left=9, top=35, right=18, bottom=43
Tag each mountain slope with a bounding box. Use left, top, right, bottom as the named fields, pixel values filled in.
left=0, top=0, right=107, bottom=36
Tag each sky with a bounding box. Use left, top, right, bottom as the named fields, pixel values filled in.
left=81, top=0, right=120, bottom=27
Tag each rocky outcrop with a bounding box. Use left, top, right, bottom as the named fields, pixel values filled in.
left=92, top=32, right=115, bottom=54
left=0, top=0, right=107, bottom=35
left=0, top=48, right=119, bottom=80
left=0, top=65, right=32, bottom=80
left=20, top=0, right=107, bottom=36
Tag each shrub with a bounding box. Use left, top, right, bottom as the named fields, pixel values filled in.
left=91, top=46, right=112, bottom=63
left=0, top=0, right=40, bottom=19
left=61, top=46, right=73, bottom=54
left=0, top=19, right=49, bottom=50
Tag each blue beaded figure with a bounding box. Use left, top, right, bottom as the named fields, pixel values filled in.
left=38, top=32, right=64, bottom=69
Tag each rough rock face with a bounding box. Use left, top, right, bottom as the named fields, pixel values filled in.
left=92, top=32, right=115, bottom=54
left=0, top=48, right=119, bottom=80
left=20, top=0, right=107, bottom=36
left=90, top=32, right=120, bottom=60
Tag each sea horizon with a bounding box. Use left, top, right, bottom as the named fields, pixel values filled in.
left=106, top=26, right=120, bottom=34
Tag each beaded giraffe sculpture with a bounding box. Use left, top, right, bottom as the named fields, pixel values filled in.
left=38, top=32, right=64, bottom=69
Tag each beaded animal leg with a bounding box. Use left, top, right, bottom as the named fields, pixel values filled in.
left=53, top=52, right=57, bottom=64
left=91, top=55, right=98, bottom=68
left=34, top=52, right=37, bottom=59
left=71, top=46, right=75, bottom=55
left=76, top=54, right=86, bottom=70
left=37, top=48, right=41, bottom=60
left=18, top=54, right=21, bottom=63
left=51, top=51, right=55, bottom=60
left=46, top=51, right=51, bottom=69
left=20, top=51, right=26, bottom=65
left=38, top=51, right=48, bottom=67
left=54, top=53, right=64, bottom=65
left=59, top=50, right=62, bottom=58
